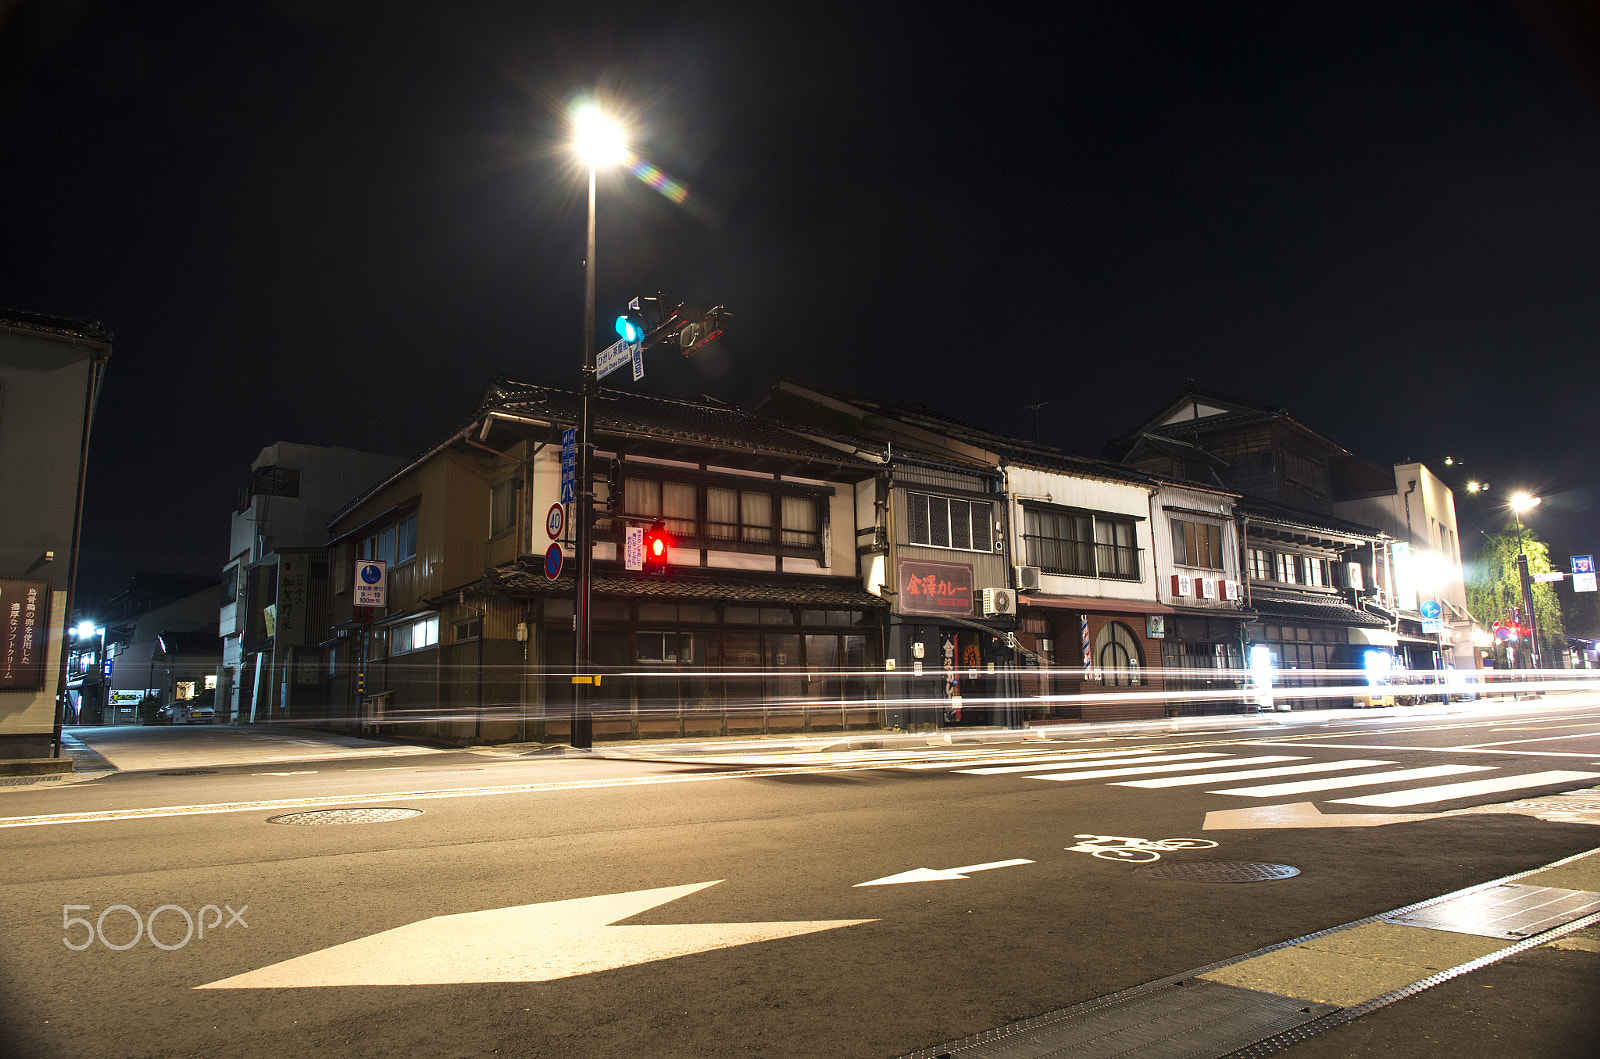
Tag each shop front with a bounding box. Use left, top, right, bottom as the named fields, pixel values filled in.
left=1014, top=596, right=1172, bottom=723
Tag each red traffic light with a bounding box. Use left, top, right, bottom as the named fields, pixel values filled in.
left=643, top=521, right=671, bottom=574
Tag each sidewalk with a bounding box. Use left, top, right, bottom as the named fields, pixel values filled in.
left=61, top=724, right=447, bottom=773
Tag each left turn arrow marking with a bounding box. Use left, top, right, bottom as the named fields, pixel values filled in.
left=854, top=859, right=1035, bottom=887
left=195, top=881, right=871, bottom=988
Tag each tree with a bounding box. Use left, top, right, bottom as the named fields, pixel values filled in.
left=1465, top=522, right=1564, bottom=664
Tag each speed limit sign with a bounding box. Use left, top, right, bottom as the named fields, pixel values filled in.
left=546, top=503, right=565, bottom=540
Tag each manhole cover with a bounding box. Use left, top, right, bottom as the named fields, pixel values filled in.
left=267, top=808, right=422, bottom=826
left=1135, top=861, right=1300, bottom=883
left=158, top=769, right=217, bottom=776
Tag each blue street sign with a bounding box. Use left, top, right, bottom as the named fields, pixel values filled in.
left=544, top=543, right=563, bottom=581
left=632, top=342, right=644, bottom=382
left=1419, top=599, right=1441, bottom=620
left=560, top=428, right=576, bottom=505
left=597, top=337, right=640, bottom=380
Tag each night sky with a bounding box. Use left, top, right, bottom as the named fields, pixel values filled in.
left=3, top=1, right=1598, bottom=610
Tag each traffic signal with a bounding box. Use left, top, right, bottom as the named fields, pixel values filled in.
left=677, top=306, right=729, bottom=356
left=643, top=520, right=671, bottom=575
left=615, top=309, right=647, bottom=344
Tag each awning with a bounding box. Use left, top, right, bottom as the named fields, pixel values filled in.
left=1348, top=627, right=1399, bottom=647
left=1018, top=594, right=1174, bottom=615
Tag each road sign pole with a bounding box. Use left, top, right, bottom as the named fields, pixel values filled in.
left=573, top=164, right=597, bottom=751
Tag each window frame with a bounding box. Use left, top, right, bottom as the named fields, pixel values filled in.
left=1171, top=517, right=1225, bottom=571
left=489, top=478, right=516, bottom=538
left=615, top=468, right=828, bottom=561
left=903, top=490, right=995, bottom=554
left=1022, top=503, right=1142, bottom=581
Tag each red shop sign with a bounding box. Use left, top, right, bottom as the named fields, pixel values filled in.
left=897, top=559, right=974, bottom=618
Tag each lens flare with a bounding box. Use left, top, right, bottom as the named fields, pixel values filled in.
left=627, top=156, right=689, bottom=205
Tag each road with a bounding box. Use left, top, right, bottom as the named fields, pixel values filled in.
left=2, top=696, right=1598, bottom=1058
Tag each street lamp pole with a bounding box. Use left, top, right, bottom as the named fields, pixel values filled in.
left=1511, top=493, right=1541, bottom=670
left=573, top=160, right=597, bottom=751
left=569, top=102, right=623, bottom=750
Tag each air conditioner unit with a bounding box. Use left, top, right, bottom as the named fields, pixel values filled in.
left=1221, top=579, right=1241, bottom=601
left=980, top=587, right=1016, bottom=617
left=1200, top=577, right=1218, bottom=600
left=1171, top=574, right=1194, bottom=598
left=1013, top=565, right=1042, bottom=591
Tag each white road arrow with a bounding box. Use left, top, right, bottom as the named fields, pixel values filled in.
left=195, top=881, right=871, bottom=988
left=853, top=859, right=1035, bottom=887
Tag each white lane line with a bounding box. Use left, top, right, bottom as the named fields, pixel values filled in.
left=1028, top=755, right=1307, bottom=783
left=1206, top=764, right=1496, bottom=798
left=1114, top=759, right=1400, bottom=789
left=1331, top=770, right=1600, bottom=807
left=957, top=752, right=1231, bottom=776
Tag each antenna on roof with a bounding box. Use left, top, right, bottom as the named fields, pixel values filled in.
left=1024, top=402, right=1048, bottom=442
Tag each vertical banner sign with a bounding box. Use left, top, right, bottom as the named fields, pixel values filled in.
left=277, top=553, right=309, bottom=646
left=624, top=526, right=645, bottom=571
left=1080, top=614, right=1092, bottom=677
left=0, top=580, right=49, bottom=690
left=1573, top=555, right=1597, bottom=594
left=560, top=428, right=577, bottom=505
left=354, top=560, right=388, bottom=608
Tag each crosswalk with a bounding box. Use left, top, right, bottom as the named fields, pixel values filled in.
left=892, top=747, right=1600, bottom=807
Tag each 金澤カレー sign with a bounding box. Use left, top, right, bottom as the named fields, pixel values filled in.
left=0, top=579, right=50, bottom=690
left=898, top=560, right=974, bottom=617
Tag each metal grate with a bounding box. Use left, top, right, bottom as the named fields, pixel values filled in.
left=158, top=769, right=218, bottom=776
left=1383, top=883, right=1600, bottom=940
left=898, top=980, right=1336, bottom=1059
left=267, top=807, right=423, bottom=826
left=1135, top=861, right=1301, bottom=884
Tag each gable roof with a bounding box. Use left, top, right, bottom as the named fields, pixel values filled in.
left=1112, top=380, right=1352, bottom=459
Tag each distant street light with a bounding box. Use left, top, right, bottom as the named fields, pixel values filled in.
left=1509, top=492, right=1542, bottom=669
left=569, top=101, right=628, bottom=751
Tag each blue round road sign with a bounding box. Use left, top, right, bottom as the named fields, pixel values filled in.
left=1420, top=599, right=1441, bottom=620
left=544, top=543, right=563, bottom=581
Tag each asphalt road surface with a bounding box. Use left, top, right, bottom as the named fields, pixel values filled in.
left=3, top=697, right=1598, bottom=1058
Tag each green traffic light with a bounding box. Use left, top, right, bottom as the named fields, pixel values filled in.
left=615, top=315, right=644, bottom=343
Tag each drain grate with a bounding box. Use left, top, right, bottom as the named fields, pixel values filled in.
left=1383, top=883, right=1600, bottom=940
left=158, top=769, right=217, bottom=776
left=267, top=807, right=422, bottom=826
left=1136, top=861, right=1300, bottom=884
left=899, top=980, right=1336, bottom=1059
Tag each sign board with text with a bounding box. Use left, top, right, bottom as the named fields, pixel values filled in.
left=897, top=559, right=974, bottom=618
left=0, top=579, right=49, bottom=690
left=560, top=428, right=577, bottom=504
left=1573, top=555, right=1597, bottom=593
left=354, top=560, right=388, bottom=608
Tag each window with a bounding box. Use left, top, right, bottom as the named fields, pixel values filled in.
left=637, top=631, right=696, bottom=664
left=362, top=513, right=417, bottom=568
left=1096, top=622, right=1143, bottom=686
left=905, top=491, right=993, bottom=552
left=1248, top=547, right=1272, bottom=580
left=391, top=615, right=439, bottom=654
left=1275, top=552, right=1297, bottom=584
left=175, top=681, right=196, bottom=701
left=1301, top=556, right=1328, bottom=587
left=1171, top=518, right=1224, bottom=570
left=454, top=619, right=481, bottom=642
left=203, top=675, right=218, bottom=690
left=220, top=565, right=239, bottom=607
left=621, top=472, right=824, bottom=556
left=1024, top=507, right=1139, bottom=580
left=235, top=466, right=300, bottom=512
left=490, top=479, right=516, bottom=537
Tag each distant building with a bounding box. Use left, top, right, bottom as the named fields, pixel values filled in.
left=66, top=571, right=218, bottom=726
left=219, top=443, right=403, bottom=722
left=86, top=581, right=221, bottom=725
left=0, top=310, right=111, bottom=755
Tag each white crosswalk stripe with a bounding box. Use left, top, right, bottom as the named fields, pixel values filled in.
left=905, top=748, right=1600, bottom=808
left=1330, top=770, right=1600, bottom=807
left=1113, top=759, right=1402, bottom=789
left=1027, top=755, right=1309, bottom=783
left=1202, top=763, right=1495, bottom=798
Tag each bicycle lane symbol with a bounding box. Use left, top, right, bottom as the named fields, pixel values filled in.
left=1064, top=834, right=1219, bottom=864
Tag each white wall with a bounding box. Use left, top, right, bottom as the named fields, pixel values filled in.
left=1005, top=465, right=1158, bottom=602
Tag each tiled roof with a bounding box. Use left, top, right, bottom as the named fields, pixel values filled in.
left=482, top=378, right=881, bottom=468
left=1248, top=592, right=1390, bottom=628
left=0, top=309, right=113, bottom=344
left=776, top=379, right=1153, bottom=485
left=1239, top=498, right=1383, bottom=540
left=477, top=562, right=888, bottom=608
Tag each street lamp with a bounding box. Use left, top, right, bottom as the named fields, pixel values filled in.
left=1510, top=491, right=1542, bottom=670
left=570, top=101, right=627, bottom=751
